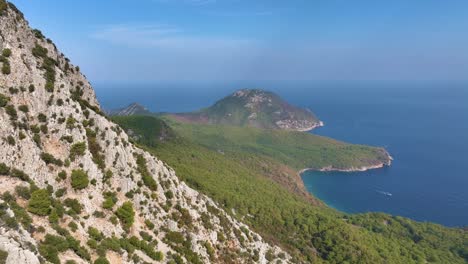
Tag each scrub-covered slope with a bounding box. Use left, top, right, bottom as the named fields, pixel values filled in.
left=172, top=89, right=323, bottom=131
left=0, top=2, right=289, bottom=263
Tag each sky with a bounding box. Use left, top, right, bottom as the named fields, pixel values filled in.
left=9, top=0, right=468, bottom=82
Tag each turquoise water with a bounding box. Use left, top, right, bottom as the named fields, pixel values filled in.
left=95, top=80, right=468, bottom=227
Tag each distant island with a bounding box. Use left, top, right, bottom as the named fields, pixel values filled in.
left=169, top=89, right=324, bottom=131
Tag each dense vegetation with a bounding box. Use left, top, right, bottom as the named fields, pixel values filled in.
left=113, top=115, right=467, bottom=264
left=172, top=89, right=320, bottom=130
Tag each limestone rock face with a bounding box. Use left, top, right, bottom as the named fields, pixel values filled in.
left=0, top=3, right=289, bottom=263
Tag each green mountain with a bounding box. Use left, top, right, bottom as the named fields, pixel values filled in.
left=172, top=89, right=323, bottom=131
left=113, top=115, right=468, bottom=264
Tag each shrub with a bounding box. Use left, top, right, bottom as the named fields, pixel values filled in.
left=7, top=87, right=17, bottom=94
left=10, top=168, right=29, bottom=181
left=1, top=61, right=10, bottom=75
left=2, top=48, right=11, bottom=57
left=0, top=0, right=7, bottom=15
left=135, top=154, right=157, bottom=191
left=58, top=170, right=67, bottom=180
left=102, top=192, right=117, bottom=209
left=40, top=152, right=63, bottom=166
left=145, top=219, right=155, bottom=229
left=5, top=105, right=17, bottom=120
left=88, top=227, right=104, bottom=241
left=94, top=257, right=110, bottom=264
left=0, top=162, right=10, bottom=175
left=60, top=135, right=73, bottom=143
left=115, top=202, right=134, bottom=229
left=86, top=129, right=105, bottom=170
left=18, top=105, right=28, bottom=112
left=28, top=84, right=35, bottom=92
left=33, top=29, right=45, bottom=39
left=55, top=188, right=66, bottom=198
left=6, top=135, right=15, bottom=145
left=69, top=142, right=86, bottom=160
left=32, top=44, right=47, bottom=58
left=15, top=185, right=31, bottom=199
left=66, top=116, right=76, bottom=129
left=0, top=93, right=9, bottom=107
left=38, top=113, right=47, bottom=122
left=28, top=189, right=51, bottom=216
left=64, top=198, right=82, bottom=215
left=165, top=190, right=174, bottom=200
left=49, top=209, right=59, bottom=223
left=33, top=133, right=41, bottom=147
left=71, top=169, right=89, bottom=190
left=68, top=221, right=78, bottom=232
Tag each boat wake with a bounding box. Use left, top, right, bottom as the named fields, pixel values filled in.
left=377, top=190, right=393, bottom=197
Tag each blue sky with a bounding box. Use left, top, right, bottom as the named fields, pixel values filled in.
left=10, top=0, right=468, bottom=82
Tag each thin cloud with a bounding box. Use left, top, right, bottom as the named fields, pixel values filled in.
left=90, top=24, right=255, bottom=49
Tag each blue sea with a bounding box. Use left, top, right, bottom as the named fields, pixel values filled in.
left=95, top=80, right=468, bottom=227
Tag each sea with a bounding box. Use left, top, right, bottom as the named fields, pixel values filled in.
left=95, top=80, right=468, bottom=227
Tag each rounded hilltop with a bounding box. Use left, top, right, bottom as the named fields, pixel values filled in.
left=174, top=88, right=323, bottom=131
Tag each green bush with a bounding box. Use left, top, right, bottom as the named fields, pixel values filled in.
left=38, top=113, right=47, bottom=122
left=55, top=187, right=66, bottom=197
left=5, top=105, right=17, bottom=120
left=0, top=249, right=8, bottom=264
left=71, top=169, right=89, bottom=190
left=115, top=202, right=134, bottom=229
left=33, top=29, right=45, bottom=39
left=69, top=142, right=86, bottom=160
left=102, top=192, right=117, bottom=209
left=94, top=257, right=110, bottom=264
left=58, top=170, right=67, bottom=180
left=88, top=227, right=104, bottom=241
left=63, top=198, right=82, bottom=215
left=0, top=162, right=10, bottom=175
left=0, top=0, right=7, bottom=15
left=6, top=135, right=15, bottom=145
left=40, top=152, right=63, bottom=166
left=27, top=189, right=51, bottom=216
left=86, top=129, right=105, bottom=170
left=135, top=154, right=157, bottom=191
left=10, top=168, right=29, bottom=181
left=32, top=44, right=48, bottom=58
left=18, top=105, right=28, bottom=112
left=0, top=93, right=9, bottom=107
left=1, top=61, right=10, bottom=75
left=15, top=185, right=31, bottom=199
left=2, top=48, right=11, bottom=57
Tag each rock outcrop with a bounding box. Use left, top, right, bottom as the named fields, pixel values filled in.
left=0, top=2, right=289, bottom=263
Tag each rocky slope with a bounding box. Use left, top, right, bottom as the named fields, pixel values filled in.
left=0, top=2, right=289, bottom=264
left=107, top=103, right=152, bottom=117
left=172, top=89, right=323, bottom=131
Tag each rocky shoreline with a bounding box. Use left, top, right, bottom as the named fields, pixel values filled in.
left=296, top=121, right=325, bottom=132
left=299, top=154, right=393, bottom=174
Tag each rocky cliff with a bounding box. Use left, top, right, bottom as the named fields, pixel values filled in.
left=0, top=2, right=289, bottom=263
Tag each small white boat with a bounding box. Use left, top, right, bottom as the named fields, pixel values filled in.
left=377, top=190, right=393, bottom=196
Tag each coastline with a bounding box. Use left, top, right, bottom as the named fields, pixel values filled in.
left=296, top=121, right=325, bottom=132
left=299, top=155, right=393, bottom=174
